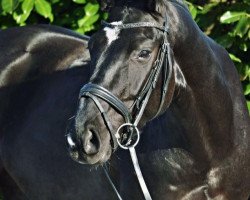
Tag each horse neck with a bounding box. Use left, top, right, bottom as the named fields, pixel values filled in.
left=166, top=2, right=250, bottom=164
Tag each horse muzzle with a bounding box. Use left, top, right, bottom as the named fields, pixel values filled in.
left=66, top=117, right=112, bottom=165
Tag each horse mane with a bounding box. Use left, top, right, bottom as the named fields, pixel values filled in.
left=167, top=0, right=189, bottom=11
left=107, top=0, right=189, bottom=14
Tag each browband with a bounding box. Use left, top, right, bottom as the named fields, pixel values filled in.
left=101, top=20, right=166, bottom=31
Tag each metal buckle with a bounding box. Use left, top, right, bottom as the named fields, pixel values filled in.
left=115, top=123, right=140, bottom=149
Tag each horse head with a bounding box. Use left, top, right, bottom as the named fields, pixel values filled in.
left=66, top=0, right=179, bottom=165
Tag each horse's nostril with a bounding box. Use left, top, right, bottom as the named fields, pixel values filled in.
left=82, top=129, right=100, bottom=155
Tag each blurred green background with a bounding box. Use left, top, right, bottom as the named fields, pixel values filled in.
left=0, top=0, right=249, bottom=109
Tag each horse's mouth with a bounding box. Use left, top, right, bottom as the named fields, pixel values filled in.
left=68, top=148, right=112, bottom=165
left=67, top=134, right=112, bottom=165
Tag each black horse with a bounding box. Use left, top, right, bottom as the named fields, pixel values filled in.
left=67, top=0, right=250, bottom=199
left=0, top=25, right=120, bottom=199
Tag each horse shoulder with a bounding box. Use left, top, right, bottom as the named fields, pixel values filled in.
left=0, top=24, right=90, bottom=87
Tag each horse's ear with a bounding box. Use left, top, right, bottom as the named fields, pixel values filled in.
left=97, top=0, right=115, bottom=11
left=146, top=0, right=165, bottom=15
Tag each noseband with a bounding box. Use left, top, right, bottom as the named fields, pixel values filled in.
left=79, top=16, right=173, bottom=200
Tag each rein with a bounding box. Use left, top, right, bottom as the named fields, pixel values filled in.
left=79, top=16, right=172, bottom=200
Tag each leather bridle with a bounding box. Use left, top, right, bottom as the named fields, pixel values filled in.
left=79, top=17, right=172, bottom=149
left=79, top=16, right=173, bottom=200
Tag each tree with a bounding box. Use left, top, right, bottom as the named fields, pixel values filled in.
left=0, top=0, right=107, bottom=33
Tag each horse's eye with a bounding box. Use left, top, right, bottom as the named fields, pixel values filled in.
left=138, top=50, right=151, bottom=60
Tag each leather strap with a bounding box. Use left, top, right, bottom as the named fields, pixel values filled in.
left=81, top=92, right=118, bottom=149
left=80, top=84, right=132, bottom=123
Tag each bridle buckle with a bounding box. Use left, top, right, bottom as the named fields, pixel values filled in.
left=115, top=123, right=140, bottom=149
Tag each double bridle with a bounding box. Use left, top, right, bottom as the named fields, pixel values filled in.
left=79, top=16, right=173, bottom=200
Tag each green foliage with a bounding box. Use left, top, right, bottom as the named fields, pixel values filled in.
left=1, top=0, right=19, bottom=14
left=77, top=2, right=100, bottom=33
left=35, top=0, right=53, bottom=22
left=0, top=0, right=106, bottom=33
left=186, top=0, right=250, bottom=110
